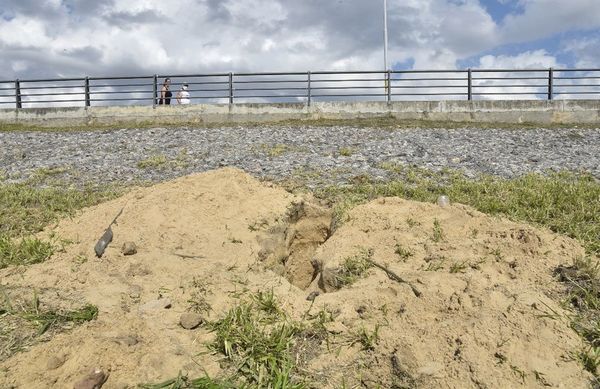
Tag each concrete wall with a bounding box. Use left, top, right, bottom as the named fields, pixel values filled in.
left=0, top=100, right=599, bottom=126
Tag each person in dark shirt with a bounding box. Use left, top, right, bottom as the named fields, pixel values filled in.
left=159, top=78, right=172, bottom=105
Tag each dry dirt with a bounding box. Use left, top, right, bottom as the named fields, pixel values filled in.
left=0, top=167, right=593, bottom=388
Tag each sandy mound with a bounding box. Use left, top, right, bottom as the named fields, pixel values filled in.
left=0, top=168, right=592, bottom=388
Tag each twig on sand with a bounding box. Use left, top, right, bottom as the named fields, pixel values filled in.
left=366, top=259, right=422, bottom=297
left=172, top=252, right=206, bottom=259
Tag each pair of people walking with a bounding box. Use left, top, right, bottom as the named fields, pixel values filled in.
left=158, top=78, right=190, bottom=105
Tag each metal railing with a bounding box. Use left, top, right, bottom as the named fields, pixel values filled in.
left=0, top=68, right=599, bottom=108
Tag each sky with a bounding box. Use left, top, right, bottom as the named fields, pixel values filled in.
left=0, top=0, right=599, bottom=80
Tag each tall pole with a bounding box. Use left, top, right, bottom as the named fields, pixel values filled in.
left=383, top=0, right=389, bottom=71
left=383, top=0, right=389, bottom=99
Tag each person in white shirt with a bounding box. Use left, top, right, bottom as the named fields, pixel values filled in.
left=176, top=83, right=190, bottom=105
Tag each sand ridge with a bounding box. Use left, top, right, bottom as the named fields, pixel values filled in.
left=0, top=168, right=592, bottom=388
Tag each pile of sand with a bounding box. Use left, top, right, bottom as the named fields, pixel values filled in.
left=0, top=168, right=592, bottom=388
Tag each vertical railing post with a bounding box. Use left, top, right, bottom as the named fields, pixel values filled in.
left=386, top=70, right=392, bottom=103
left=15, top=79, right=21, bottom=109
left=84, top=77, right=90, bottom=107
left=548, top=67, right=554, bottom=101
left=467, top=68, right=472, bottom=101
left=307, top=71, right=311, bottom=106
left=229, top=72, right=234, bottom=104
left=153, top=74, right=158, bottom=107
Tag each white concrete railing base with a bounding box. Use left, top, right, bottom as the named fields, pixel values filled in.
left=0, top=100, right=599, bottom=126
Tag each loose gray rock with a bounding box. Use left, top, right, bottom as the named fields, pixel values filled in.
left=306, top=291, right=320, bottom=301
left=73, top=369, right=108, bottom=389
left=121, top=242, right=137, bottom=256
left=179, top=312, right=204, bottom=329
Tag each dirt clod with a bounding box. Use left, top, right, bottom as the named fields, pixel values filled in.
left=179, top=313, right=204, bottom=330
left=121, top=242, right=137, bottom=256
left=73, top=369, right=108, bottom=389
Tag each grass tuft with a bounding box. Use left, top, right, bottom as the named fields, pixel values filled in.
left=0, top=181, right=120, bottom=238
left=335, top=248, right=374, bottom=288
left=0, top=289, right=98, bottom=360
left=0, top=235, right=55, bottom=269
left=394, top=243, right=413, bottom=261
left=206, top=291, right=305, bottom=388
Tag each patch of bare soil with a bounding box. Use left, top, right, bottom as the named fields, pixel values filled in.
left=0, top=168, right=592, bottom=388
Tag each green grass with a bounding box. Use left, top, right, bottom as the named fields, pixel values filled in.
left=137, top=154, right=169, bottom=169
left=431, top=219, right=445, bottom=243
left=0, top=181, right=120, bottom=238
left=556, top=257, right=600, bottom=378
left=206, top=291, right=305, bottom=388
left=0, top=180, right=119, bottom=269
left=338, top=147, right=355, bottom=157
left=335, top=248, right=374, bottom=288
left=394, top=243, right=413, bottom=261
left=140, top=373, right=235, bottom=389
left=5, top=117, right=594, bottom=134
left=350, top=325, right=380, bottom=351
left=137, top=150, right=191, bottom=170
left=1, top=289, right=98, bottom=360
left=0, top=235, right=55, bottom=269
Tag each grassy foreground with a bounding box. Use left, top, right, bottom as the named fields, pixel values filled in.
left=1, top=166, right=599, bottom=385
left=0, top=181, right=120, bottom=269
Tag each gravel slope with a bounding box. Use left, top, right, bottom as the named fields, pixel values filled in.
left=0, top=125, right=598, bottom=186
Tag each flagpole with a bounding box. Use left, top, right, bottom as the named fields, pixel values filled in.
left=384, top=0, right=389, bottom=71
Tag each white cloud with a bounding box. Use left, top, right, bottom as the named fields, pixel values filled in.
left=562, top=36, right=600, bottom=68
left=0, top=0, right=596, bottom=85
left=477, top=49, right=560, bottom=69
left=500, top=0, right=600, bottom=43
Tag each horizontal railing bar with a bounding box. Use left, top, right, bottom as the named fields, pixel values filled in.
left=472, top=77, right=548, bottom=80
left=472, top=92, right=545, bottom=95
left=19, top=77, right=86, bottom=83
left=0, top=87, right=14, bottom=91
left=469, top=69, right=549, bottom=73
left=554, top=84, right=600, bottom=87
left=310, top=78, right=386, bottom=83
left=473, top=84, right=547, bottom=88
left=392, top=70, right=466, bottom=74
left=308, top=86, right=388, bottom=91
left=156, top=73, right=230, bottom=78
left=555, top=76, right=600, bottom=80
left=393, top=77, right=467, bottom=82
left=227, top=95, right=308, bottom=98
left=392, top=85, right=466, bottom=89
left=89, top=97, right=153, bottom=102
left=554, top=68, right=600, bottom=72
left=185, top=96, right=229, bottom=99
left=90, top=83, right=151, bottom=88
left=89, top=90, right=153, bottom=95
left=185, top=89, right=231, bottom=93
left=20, top=99, right=85, bottom=103
left=20, top=91, right=85, bottom=97
left=234, top=79, right=308, bottom=84
left=19, top=85, right=84, bottom=90
left=234, top=72, right=309, bottom=77
left=312, top=93, right=387, bottom=97
left=88, top=76, right=154, bottom=81
left=234, top=87, right=309, bottom=92
left=554, top=92, right=600, bottom=95
left=391, top=93, right=467, bottom=96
